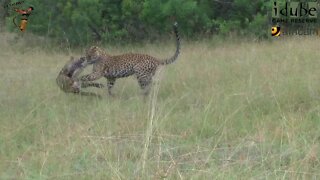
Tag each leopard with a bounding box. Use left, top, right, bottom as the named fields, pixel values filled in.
left=56, top=56, right=104, bottom=95
left=80, top=22, right=180, bottom=96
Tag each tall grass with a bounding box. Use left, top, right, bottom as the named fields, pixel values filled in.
left=0, top=33, right=320, bottom=179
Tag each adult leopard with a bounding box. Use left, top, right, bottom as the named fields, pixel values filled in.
left=81, top=22, right=180, bottom=96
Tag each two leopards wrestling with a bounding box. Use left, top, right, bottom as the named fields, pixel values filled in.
left=80, top=22, right=180, bottom=96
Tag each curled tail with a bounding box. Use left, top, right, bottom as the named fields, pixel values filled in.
left=161, top=22, right=180, bottom=65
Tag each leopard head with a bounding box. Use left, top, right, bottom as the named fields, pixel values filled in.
left=85, top=46, right=103, bottom=64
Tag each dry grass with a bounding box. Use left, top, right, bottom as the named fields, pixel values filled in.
left=0, top=33, right=320, bottom=179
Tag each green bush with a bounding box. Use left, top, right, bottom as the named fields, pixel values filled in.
left=4, top=0, right=271, bottom=46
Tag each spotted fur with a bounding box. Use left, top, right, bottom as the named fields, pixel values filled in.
left=80, top=22, right=180, bottom=96
left=56, top=56, right=104, bottom=94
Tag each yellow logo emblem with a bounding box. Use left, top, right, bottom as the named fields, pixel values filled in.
left=272, top=26, right=281, bottom=36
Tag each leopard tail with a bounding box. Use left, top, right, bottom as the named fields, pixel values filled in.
left=161, top=22, right=180, bottom=65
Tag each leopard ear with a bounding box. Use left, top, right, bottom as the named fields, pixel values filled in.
left=86, top=46, right=93, bottom=52
left=91, top=46, right=98, bottom=50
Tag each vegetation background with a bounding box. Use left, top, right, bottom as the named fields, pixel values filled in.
left=0, top=0, right=272, bottom=46
left=0, top=0, right=320, bottom=179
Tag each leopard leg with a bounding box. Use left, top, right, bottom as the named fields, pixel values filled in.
left=81, top=82, right=104, bottom=88
left=80, top=71, right=102, bottom=81
left=137, top=75, right=152, bottom=97
left=107, top=78, right=116, bottom=96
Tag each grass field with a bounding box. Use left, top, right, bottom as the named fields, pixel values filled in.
left=1, top=34, right=320, bottom=179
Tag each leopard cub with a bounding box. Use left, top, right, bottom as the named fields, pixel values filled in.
left=56, top=56, right=104, bottom=94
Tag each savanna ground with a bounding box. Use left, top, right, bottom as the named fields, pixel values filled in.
left=0, top=33, right=320, bottom=179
